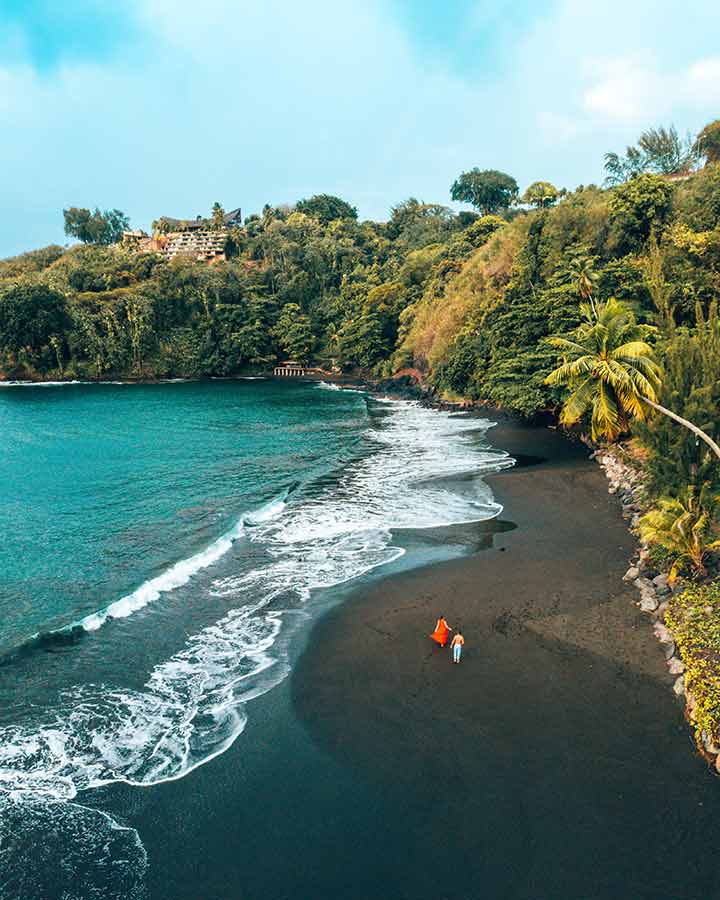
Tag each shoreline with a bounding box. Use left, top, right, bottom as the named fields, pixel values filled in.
left=289, top=408, right=720, bottom=898
left=5, top=385, right=720, bottom=898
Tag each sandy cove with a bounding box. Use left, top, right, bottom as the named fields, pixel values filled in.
left=292, top=412, right=720, bottom=900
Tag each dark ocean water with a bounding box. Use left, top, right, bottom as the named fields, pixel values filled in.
left=0, top=379, right=510, bottom=899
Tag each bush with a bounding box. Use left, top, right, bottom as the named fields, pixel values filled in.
left=666, top=582, right=720, bottom=750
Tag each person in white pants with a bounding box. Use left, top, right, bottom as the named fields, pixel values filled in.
left=451, top=630, right=464, bottom=664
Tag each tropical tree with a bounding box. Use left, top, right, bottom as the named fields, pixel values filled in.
left=566, top=251, right=598, bottom=317
left=450, top=169, right=518, bottom=215
left=521, top=181, right=561, bottom=208
left=63, top=207, right=129, bottom=245
left=637, top=125, right=696, bottom=176
left=544, top=298, right=720, bottom=458
left=694, top=119, right=720, bottom=166
left=211, top=202, right=226, bottom=229
left=296, top=194, right=358, bottom=224
left=604, top=124, right=696, bottom=184
left=604, top=146, right=646, bottom=186
left=0, top=282, right=69, bottom=355
left=638, top=484, right=720, bottom=580
left=609, top=173, right=674, bottom=251
left=271, top=302, right=314, bottom=362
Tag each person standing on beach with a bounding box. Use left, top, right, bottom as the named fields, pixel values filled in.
left=430, top=615, right=452, bottom=648
left=450, top=630, right=464, bottom=664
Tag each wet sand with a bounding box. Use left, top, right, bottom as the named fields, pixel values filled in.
left=292, top=415, right=720, bottom=899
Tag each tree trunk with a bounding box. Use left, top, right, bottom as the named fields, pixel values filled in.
left=642, top=396, right=720, bottom=460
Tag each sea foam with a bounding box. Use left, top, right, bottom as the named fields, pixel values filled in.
left=75, top=493, right=287, bottom=632
left=0, top=401, right=512, bottom=807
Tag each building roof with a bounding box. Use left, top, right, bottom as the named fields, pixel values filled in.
left=157, top=206, right=242, bottom=231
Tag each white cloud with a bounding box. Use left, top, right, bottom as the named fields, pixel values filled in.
left=582, top=57, right=664, bottom=122
left=683, top=57, right=720, bottom=106
left=580, top=54, right=720, bottom=124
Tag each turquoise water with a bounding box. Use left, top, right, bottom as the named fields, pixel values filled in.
left=0, top=379, right=509, bottom=898
left=0, top=380, right=369, bottom=651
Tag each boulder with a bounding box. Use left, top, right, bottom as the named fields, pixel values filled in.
left=663, top=641, right=676, bottom=661
left=667, top=657, right=685, bottom=675
left=623, top=566, right=640, bottom=582
left=634, top=577, right=658, bottom=611
left=653, top=573, right=670, bottom=590
left=640, top=593, right=659, bottom=612
left=634, top=576, right=655, bottom=592
left=654, top=622, right=673, bottom=643
left=673, top=675, right=686, bottom=697
left=703, top=732, right=720, bottom=756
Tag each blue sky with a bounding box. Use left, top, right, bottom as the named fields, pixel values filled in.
left=1, top=0, right=719, bottom=256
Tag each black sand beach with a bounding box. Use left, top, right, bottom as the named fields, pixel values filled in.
left=100, top=413, right=720, bottom=900
left=292, top=416, right=720, bottom=899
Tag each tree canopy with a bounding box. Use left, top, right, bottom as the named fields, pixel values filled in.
left=295, top=194, right=358, bottom=224
left=604, top=124, right=696, bottom=185
left=694, top=119, right=720, bottom=165
left=63, top=207, right=130, bottom=245
left=450, top=169, right=518, bottom=215
left=0, top=282, right=69, bottom=359
left=521, top=181, right=561, bottom=209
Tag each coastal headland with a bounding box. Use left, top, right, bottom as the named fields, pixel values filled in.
left=292, top=411, right=720, bottom=899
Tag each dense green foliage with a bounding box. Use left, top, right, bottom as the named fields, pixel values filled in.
left=295, top=194, right=358, bottom=224
left=638, top=484, right=720, bottom=580
left=521, top=181, right=561, bottom=208
left=545, top=298, right=660, bottom=441
left=2, top=124, right=719, bottom=481
left=63, top=207, right=130, bottom=245
left=450, top=169, right=518, bottom=215
left=695, top=120, right=720, bottom=165
left=666, top=583, right=720, bottom=748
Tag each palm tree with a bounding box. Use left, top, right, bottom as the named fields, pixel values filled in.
left=638, top=484, right=720, bottom=580
left=545, top=298, right=720, bottom=458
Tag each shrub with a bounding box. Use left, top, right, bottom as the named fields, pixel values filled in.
left=666, top=582, right=720, bottom=750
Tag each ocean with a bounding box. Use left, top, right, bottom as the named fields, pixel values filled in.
left=0, top=379, right=510, bottom=898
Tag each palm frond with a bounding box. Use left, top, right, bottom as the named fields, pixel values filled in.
left=545, top=337, right=590, bottom=357
left=610, top=340, right=656, bottom=360
left=558, top=377, right=596, bottom=425
left=591, top=380, right=623, bottom=441
left=544, top=356, right=595, bottom=386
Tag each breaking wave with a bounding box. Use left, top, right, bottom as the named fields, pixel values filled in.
left=74, top=493, right=287, bottom=633
left=0, top=401, right=512, bottom=809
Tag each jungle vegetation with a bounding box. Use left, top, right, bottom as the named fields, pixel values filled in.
left=1, top=117, right=719, bottom=500
left=2, top=116, right=720, bottom=749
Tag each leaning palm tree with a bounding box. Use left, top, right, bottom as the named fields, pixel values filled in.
left=545, top=298, right=720, bottom=458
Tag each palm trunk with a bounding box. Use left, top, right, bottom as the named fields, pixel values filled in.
left=642, top=396, right=720, bottom=460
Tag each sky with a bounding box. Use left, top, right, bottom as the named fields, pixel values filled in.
left=1, top=0, right=720, bottom=257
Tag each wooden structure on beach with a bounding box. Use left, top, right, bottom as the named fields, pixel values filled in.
left=274, top=361, right=308, bottom=377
